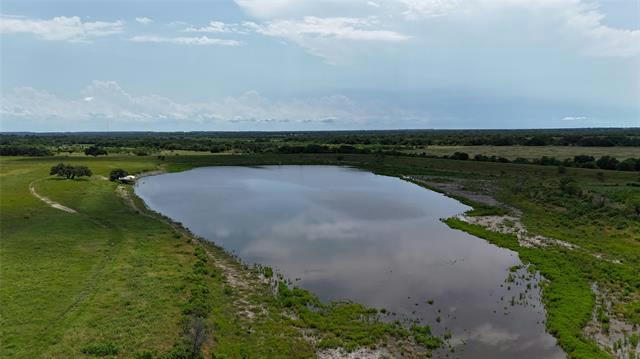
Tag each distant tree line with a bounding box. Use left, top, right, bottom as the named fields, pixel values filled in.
left=276, top=144, right=373, bottom=154
left=0, top=145, right=53, bottom=156
left=442, top=152, right=640, bottom=172
left=1, top=128, right=639, bottom=156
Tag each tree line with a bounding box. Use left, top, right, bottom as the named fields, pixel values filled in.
left=442, top=152, right=640, bottom=172
left=0, top=145, right=53, bottom=156
left=2, top=128, right=639, bottom=154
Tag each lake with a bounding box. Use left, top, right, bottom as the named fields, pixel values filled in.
left=135, top=165, right=565, bottom=359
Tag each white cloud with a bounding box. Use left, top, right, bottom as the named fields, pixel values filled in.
left=130, top=35, right=242, bottom=46
left=252, top=16, right=408, bottom=41
left=183, top=21, right=245, bottom=33
left=0, top=15, right=124, bottom=42
left=248, top=16, right=409, bottom=62
left=561, top=116, right=587, bottom=121
left=135, top=17, right=153, bottom=25
left=398, top=0, right=459, bottom=19
left=401, top=0, right=640, bottom=58
left=234, top=0, right=639, bottom=59
left=1, top=81, right=421, bottom=130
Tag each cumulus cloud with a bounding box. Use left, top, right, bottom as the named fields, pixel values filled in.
left=0, top=81, right=420, bottom=130
left=398, top=0, right=459, bottom=19
left=130, top=35, right=242, bottom=46
left=233, top=0, right=639, bottom=59
left=0, top=15, right=124, bottom=42
left=246, top=16, right=409, bottom=62
left=135, top=17, right=153, bottom=24
left=250, top=16, right=408, bottom=41
left=183, top=20, right=246, bottom=33
left=401, top=0, right=639, bottom=57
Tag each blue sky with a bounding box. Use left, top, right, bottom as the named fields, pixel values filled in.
left=1, top=0, right=638, bottom=131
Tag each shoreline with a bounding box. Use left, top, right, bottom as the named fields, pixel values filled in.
left=125, top=159, right=636, bottom=358
left=123, top=166, right=445, bottom=357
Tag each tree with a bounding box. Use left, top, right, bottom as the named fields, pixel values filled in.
left=50, top=163, right=70, bottom=178
left=84, top=145, right=107, bottom=157
left=616, top=158, right=638, bottom=172
left=574, top=155, right=595, bottom=164
left=109, top=169, right=129, bottom=181
left=450, top=152, right=469, bottom=160
left=538, top=156, right=561, bottom=166
left=73, top=166, right=92, bottom=178
left=50, top=163, right=92, bottom=179
left=596, top=156, right=619, bottom=170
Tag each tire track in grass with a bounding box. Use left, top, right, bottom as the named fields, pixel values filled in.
left=29, top=179, right=77, bottom=213
left=33, top=189, right=126, bottom=353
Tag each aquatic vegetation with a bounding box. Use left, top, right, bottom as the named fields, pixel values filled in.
left=275, top=281, right=442, bottom=352
left=444, top=218, right=617, bottom=359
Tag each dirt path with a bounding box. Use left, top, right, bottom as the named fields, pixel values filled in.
left=29, top=180, right=77, bottom=213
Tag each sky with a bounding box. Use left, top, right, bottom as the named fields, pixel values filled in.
left=0, top=0, right=639, bottom=131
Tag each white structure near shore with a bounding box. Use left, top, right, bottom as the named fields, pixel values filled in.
left=118, top=175, right=136, bottom=184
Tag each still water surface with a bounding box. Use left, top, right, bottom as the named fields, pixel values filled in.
left=135, top=166, right=565, bottom=359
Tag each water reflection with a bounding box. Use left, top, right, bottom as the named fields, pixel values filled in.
left=135, top=166, right=565, bottom=359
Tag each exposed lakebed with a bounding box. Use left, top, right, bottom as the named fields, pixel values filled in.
left=135, top=165, right=565, bottom=358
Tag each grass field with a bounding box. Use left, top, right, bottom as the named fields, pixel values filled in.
left=1, top=152, right=639, bottom=358
left=409, top=145, right=640, bottom=160
left=0, top=155, right=445, bottom=358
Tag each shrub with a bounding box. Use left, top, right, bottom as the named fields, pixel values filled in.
left=574, top=155, right=595, bottom=164
left=134, top=350, right=155, bottom=359
left=84, top=145, right=108, bottom=156
left=560, top=177, right=581, bottom=196
left=450, top=152, right=469, bottom=160
left=596, top=156, right=619, bottom=170
left=538, top=156, right=561, bottom=166
left=616, top=158, right=639, bottom=171
left=82, top=341, right=119, bottom=356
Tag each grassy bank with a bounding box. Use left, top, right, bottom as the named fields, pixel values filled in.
left=2, top=153, right=638, bottom=358
left=0, top=155, right=443, bottom=358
